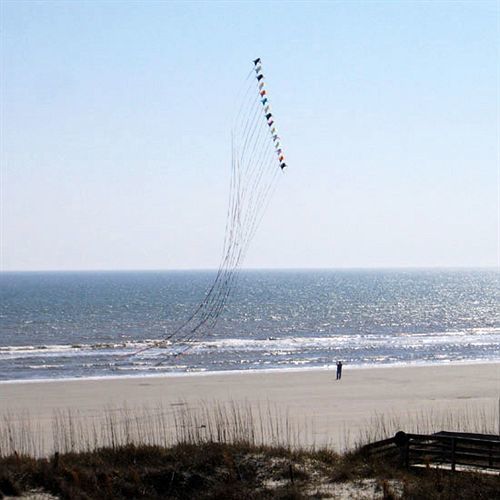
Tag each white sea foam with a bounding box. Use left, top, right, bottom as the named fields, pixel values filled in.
left=1, top=328, right=499, bottom=362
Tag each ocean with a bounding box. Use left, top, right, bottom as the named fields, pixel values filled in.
left=0, top=269, right=498, bottom=381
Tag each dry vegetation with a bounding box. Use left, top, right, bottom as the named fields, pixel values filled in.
left=0, top=402, right=498, bottom=499
left=0, top=401, right=316, bottom=458
left=1, top=441, right=499, bottom=499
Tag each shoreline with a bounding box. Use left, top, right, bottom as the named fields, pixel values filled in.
left=0, top=358, right=498, bottom=385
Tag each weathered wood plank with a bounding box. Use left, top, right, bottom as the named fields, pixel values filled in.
left=360, top=431, right=500, bottom=472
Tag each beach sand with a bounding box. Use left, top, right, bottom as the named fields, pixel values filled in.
left=1, top=363, right=499, bottom=454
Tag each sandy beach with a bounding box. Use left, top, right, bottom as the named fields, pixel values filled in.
left=1, top=362, right=498, bottom=454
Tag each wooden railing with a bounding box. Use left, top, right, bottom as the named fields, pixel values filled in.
left=360, top=431, right=500, bottom=471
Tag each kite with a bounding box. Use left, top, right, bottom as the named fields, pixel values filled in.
left=135, top=58, right=288, bottom=359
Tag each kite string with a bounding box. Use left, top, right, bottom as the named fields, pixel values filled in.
left=133, top=59, right=286, bottom=359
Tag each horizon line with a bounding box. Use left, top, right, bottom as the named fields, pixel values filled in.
left=1, top=265, right=498, bottom=274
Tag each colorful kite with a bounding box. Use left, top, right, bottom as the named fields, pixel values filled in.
left=253, top=58, right=287, bottom=170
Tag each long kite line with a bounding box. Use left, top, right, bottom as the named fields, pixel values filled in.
left=134, top=58, right=288, bottom=359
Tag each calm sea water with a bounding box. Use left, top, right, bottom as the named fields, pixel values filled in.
left=0, top=269, right=498, bottom=381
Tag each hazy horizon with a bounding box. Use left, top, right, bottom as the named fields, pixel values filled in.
left=1, top=265, right=498, bottom=274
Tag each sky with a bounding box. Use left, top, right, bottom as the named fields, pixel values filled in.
left=1, top=0, right=498, bottom=271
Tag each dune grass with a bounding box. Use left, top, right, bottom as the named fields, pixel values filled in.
left=1, top=437, right=499, bottom=499
left=0, top=399, right=498, bottom=458
left=0, top=400, right=499, bottom=498
left=0, top=400, right=317, bottom=458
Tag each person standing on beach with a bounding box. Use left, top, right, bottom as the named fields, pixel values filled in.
left=336, top=361, right=343, bottom=380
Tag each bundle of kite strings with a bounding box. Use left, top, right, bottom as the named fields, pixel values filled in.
left=135, top=58, right=287, bottom=359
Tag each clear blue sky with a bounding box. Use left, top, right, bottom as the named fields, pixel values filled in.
left=1, top=0, right=498, bottom=270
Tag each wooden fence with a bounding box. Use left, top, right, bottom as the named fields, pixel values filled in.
left=360, top=431, right=500, bottom=472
